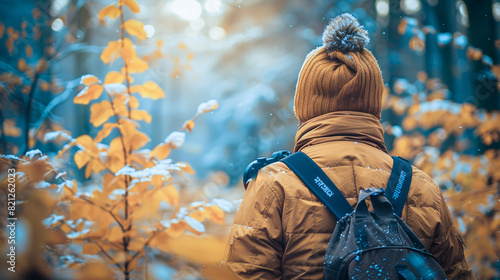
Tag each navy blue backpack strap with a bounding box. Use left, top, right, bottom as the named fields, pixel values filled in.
left=281, top=152, right=353, bottom=220
left=384, top=156, right=413, bottom=217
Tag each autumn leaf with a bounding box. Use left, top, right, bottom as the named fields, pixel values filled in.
left=205, top=205, right=225, bottom=225
left=17, top=58, right=27, bottom=72
left=74, top=84, right=104, bottom=105
left=86, top=159, right=105, bottom=178
left=25, top=44, right=33, bottom=58
left=197, top=99, right=219, bottom=114
left=398, top=18, right=408, bottom=35
left=160, top=185, right=179, bottom=206
left=130, top=110, right=152, bottom=123
left=107, top=227, right=124, bottom=243
left=79, top=75, right=98, bottom=87
left=94, top=123, right=118, bottom=142
left=130, top=81, right=165, bottom=99
left=120, top=0, right=140, bottom=13
left=124, top=57, right=149, bottom=73
left=189, top=210, right=205, bottom=222
left=74, top=151, right=92, bottom=169
left=165, top=131, right=185, bottom=149
left=177, top=162, right=195, bottom=174
left=112, top=95, right=129, bottom=117
left=108, top=138, right=126, bottom=173
left=129, top=95, right=140, bottom=108
left=104, top=83, right=127, bottom=96
left=165, top=221, right=187, bottom=238
left=120, top=38, right=136, bottom=62
left=46, top=228, right=69, bottom=245
left=75, top=135, right=99, bottom=154
left=82, top=242, right=101, bottom=255
left=3, top=119, right=21, bottom=137
left=123, top=19, right=147, bottom=40
left=104, top=71, right=125, bottom=85
left=150, top=143, right=171, bottom=160
left=183, top=120, right=195, bottom=132
left=90, top=100, right=114, bottom=127
left=100, top=40, right=121, bottom=64
left=184, top=216, right=205, bottom=235
left=98, top=5, right=121, bottom=23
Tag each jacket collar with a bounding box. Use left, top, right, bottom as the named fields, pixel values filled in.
left=293, top=111, right=388, bottom=153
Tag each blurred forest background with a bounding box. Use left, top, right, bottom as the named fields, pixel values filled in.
left=0, top=0, right=499, bottom=279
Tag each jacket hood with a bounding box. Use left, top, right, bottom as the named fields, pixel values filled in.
left=293, top=111, right=388, bottom=153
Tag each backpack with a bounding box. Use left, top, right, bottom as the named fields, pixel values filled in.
left=281, top=151, right=448, bottom=280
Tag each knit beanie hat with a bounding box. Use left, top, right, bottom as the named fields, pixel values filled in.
left=294, top=13, right=384, bottom=122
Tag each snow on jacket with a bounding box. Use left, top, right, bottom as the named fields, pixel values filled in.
left=223, top=111, right=476, bottom=280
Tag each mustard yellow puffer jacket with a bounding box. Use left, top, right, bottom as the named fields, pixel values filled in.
left=223, top=111, right=476, bottom=280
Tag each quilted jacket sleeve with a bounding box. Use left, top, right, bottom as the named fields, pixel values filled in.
left=223, top=171, right=284, bottom=279
left=430, top=191, right=476, bottom=280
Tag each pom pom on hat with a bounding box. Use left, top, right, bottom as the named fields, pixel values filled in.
left=322, top=13, right=369, bottom=53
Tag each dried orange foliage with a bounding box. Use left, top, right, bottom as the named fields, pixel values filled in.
left=34, top=1, right=225, bottom=279
left=384, top=69, right=500, bottom=277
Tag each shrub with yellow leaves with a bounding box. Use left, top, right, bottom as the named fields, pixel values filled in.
left=6, top=1, right=228, bottom=279
left=384, top=72, right=500, bottom=278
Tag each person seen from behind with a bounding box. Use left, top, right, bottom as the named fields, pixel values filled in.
left=223, top=13, right=476, bottom=280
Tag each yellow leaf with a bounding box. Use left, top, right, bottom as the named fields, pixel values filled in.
left=3, top=119, right=21, bottom=137
left=17, top=58, right=27, bottom=72
left=108, top=227, right=123, bottom=243
left=120, top=38, right=136, bottom=62
left=104, top=71, right=125, bottom=85
left=120, top=0, right=140, bottom=13
left=25, top=44, right=33, bottom=58
left=46, top=228, right=69, bottom=245
left=90, top=100, right=114, bottom=127
left=123, top=19, right=147, bottom=40
left=126, top=74, right=134, bottom=84
left=124, top=57, right=148, bottom=74
left=177, top=162, right=195, bottom=174
left=119, top=119, right=150, bottom=150
left=150, top=143, right=171, bottom=160
left=183, top=120, right=195, bottom=133
left=205, top=205, right=225, bottom=225
left=75, top=135, right=99, bottom=154
left=74, top=84, right=104, bottom=105
left=166, top=221, right=187, bottom=238
left=18, top=156, right=54, bottom=183
left=98, top=5, right=121, bottom=22
left=128, top=236, right=146, bottom=252
left=87, top=160, right=102, bottom=179
left=74, top=150, right=91, bottom=169
left=131, top=81, right=164, bottom=99
left=156, top=185, right=179, bottom=206
left=81, top=74, right=99, bottom=85
left=100, top=40, right=121, bottom=64
left=94, top=123, right=118, bottom=143
left=85, top=161, right=93, bottom=178
left=112, top=95, right=129, bottom=117
left=82, top=242, right=101, bottom=255
left=184, top=216, right=205, bottom=235
left=189, top=210, right=206, bottom=222
left=108, top=138, right=126, bottom=173
left=129, top=95, right=140, bottom=108
left=130, top=110, right=152, bottom=123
